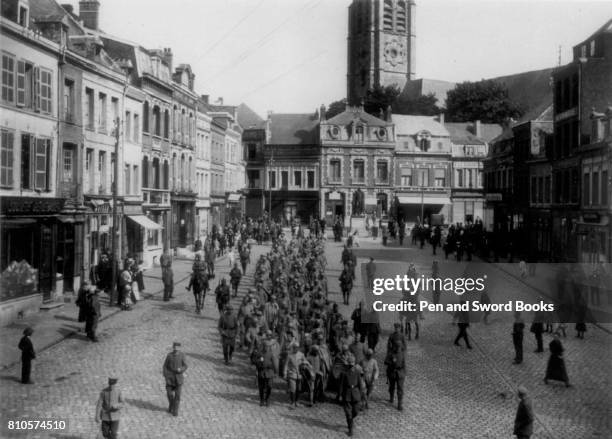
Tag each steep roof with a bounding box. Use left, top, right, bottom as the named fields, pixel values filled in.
left=444, top=122, right=502, bottom=144
left=402, top=79, right=457, bottom=108
left=236, top=103, right=265, bottom=130
left=491, top=67, right=554, bottom=123
left=326, top=108, right=388, bottom=127
left=392, top=115, right=449, bottom=137
left=269, top=113, right=319, bottom=145
left=29, top=0, right=85, bottom=36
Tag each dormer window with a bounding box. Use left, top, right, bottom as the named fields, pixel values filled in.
left=416, top=130, right=431, bottom=151
left=355, top=125, right=364, bottom=143
left=18, top=4, right=29, bottom=27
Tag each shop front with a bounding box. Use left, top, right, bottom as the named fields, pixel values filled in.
left=324, top=190, right=346, bottom=226
left=577, top=212, right=611, bottom=263
left=395, top=192, right=451, bottom=226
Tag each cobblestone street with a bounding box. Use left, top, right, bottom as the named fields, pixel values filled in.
left=0, top=237, right=610, bottom=438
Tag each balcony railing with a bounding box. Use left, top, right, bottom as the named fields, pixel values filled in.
left=143, top=188, right=170, bottom=205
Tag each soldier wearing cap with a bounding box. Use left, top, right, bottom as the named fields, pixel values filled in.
left=284, top=342, right=306, bottom=408
left=254, top=330, right=278, bottom=406
left=387, top=323, right=406, bottom=353
left=95, top=377, right=123, bottom=439
left=384, top=339, right=406, bottom=411
left=218, top=304, right=238, bottom=364
left=514, top=386, right=534, bottom=438
left=162, top=342, right=188, bottom=416
left=339, top=353, right=364, bottom=437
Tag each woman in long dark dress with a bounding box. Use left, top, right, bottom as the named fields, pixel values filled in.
left=544, top=333, right=571, bottom=387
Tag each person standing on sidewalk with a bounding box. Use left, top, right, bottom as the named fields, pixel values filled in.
left=75, top=279, right=91, bottom=331
left=163, top=342, right=188, bottom=416
left=530, top=311, right=545, bottom=353
left=85, top=287, right=101, bottom=342
left=95, top=377, right=123, bottom=439
left=18, top=327, right=35, bottom=384
left=512, top=311, right=525, bottom=364
left=162, top=264, right=174, bottom=302
left=218, top=304, right=238, bottom=365
left=513, top=386, right=534, bottom=439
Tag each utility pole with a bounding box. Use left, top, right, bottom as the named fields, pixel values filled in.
left=110, top=116, right=121, bottom=306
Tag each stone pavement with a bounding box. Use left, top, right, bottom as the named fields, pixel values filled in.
left=0, top=237, right=609, bottom=438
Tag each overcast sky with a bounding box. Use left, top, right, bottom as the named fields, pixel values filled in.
left=66, top=0, right=612, bottom=117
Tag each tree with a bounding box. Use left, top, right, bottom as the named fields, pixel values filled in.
left=394, top=92, right=441, bottom=116
left=325, top=99, right=347, bottom=119
left=363, top=84, right=401, bottom=117
left=445, top=80, right=524, bottom=124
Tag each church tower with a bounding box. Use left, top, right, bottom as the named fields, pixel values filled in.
left=347, top=0, right=416, bottom=104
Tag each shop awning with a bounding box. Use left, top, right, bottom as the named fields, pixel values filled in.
left=227, top=193, right=241, bottom=203
left=127, top=215, right=164, bottom=230
left=397, top=195, right=451, bottom=205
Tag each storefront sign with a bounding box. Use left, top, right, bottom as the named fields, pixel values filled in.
left=1, top=197, right=64, bottom=215
left=583, top=212, right=601, bottom=223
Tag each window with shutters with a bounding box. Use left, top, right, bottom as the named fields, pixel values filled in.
left=34, top=138, right=50, bottom=190
left=85, top=88, right=94, bottom=130
left=39, top=69, right=52, bottom=114
left=21, top=134, right=31, bottom=189
left=2, top=53, right=15, bottom=103
left=1, top=129, right=14, bottom=188
left=98, top=92, right=107, bottom=131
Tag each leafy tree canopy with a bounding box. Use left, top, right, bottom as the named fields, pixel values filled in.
left=445, top=79, right=524, bottom=124
left=325, top=99, right=348, bottom=120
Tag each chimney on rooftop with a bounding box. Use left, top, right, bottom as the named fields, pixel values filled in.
left=320, top=104, right=326, bottom=122
left=162, top=48, right=173, bottom=72
left=437, top=113, right=445, bottom=125
left=201, top=95, right=209, bottom=104
left=474, top=120, right=482, bottom=138
left=61, top=4, right=74, bottom=15
left=79, top=0, right=100, bottom=30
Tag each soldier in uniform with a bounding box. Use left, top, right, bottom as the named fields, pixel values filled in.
left=219, top=304, right=238, bottom=364
left=254, top=333, right=278, bottom=406
left=162, top=264, right=174, bottom=302
left=215, top=278, right=231, bottom=314
left=339, top=354, right=364, bottom=437
left=95, top=377, right=123, bottom=439
left=162, top=342, right=188, bottom=416
left=229, top=263, right=242, bottom=297
left=366, top=257, right=376, bottom=293
left=361, top=348, right=379, bottom=409
left=385, top=339, right=406, bottom=411
left=186, top=265, right=208, bottom=314
left=339, top=266, right=353, bottom=306
left=512, top=311, right=525, bottom=364
left=387, top=323, right=406, bottom=352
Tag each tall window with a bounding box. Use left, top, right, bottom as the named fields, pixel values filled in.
left=376, top=161, right=388, bottom=183
left=545, top=176, right=551, bottom=203
left=434, top=169, right=445, bottom=187
left=329, top=159, right=341, bottom=182
left=164, top=110, right=170, bottom=138
left=592, top=171, right=599, bottom=205
left=532, top=177, right=538, bottom=203
left=307, top=170, right=315, bottom=188
left=248, top=143, right=256, bottom=160
left=34, top=138, right=50, bottom=190
left=85, top=88, right=94, bottom=129
left=63, top=79, right=75, bottom=122
left=153, top=105, right=161, bottom=136
left=111, top=97, right=119, bottom=127
left=98, top=92, right=107, bottom=131
left=294, top=170, right=302, bottom=188
left=602, top=170, right=609, bottom=207
left=133, top=165, right=139, bottom=194
left=124, top=164, right=131, bottom=195
left=142, top=157, right=149, bottom=188
left=2, top=53, right=15, bottom=103
left=400, top=168, right=412, bottom=186
left=21, top=134, right=31, bottom=189
left=268, top=170, right=276, bottom=189
left=1, top=129, right=14, bottom=187
left=353, top=159, right=364, bottom=183
left=416, top=169, right=429, bottom=187
left=85, top=148, right=94, bottom=192
left=133, top=114, right=139, bottom=143
left=143, top=101, right=149, bottom=133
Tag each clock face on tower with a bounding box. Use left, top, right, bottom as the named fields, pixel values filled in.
left=384, top=39, right=405, bottom=67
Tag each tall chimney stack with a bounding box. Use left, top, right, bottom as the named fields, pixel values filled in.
left=162, top=48, right=173, bottom=72
left=79, top=0, right=100, bottom=30
left=474, top=120, right=482, bottom=138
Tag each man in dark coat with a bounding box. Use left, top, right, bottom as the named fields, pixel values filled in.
left=215, top=278, right=231, bottom=314
left=76, top=280, right=91, bottom=331
left=513, top=386, right=534, bottom=438
left=365, top=257, right=376, bottom=293
left=186, top=269, right=208, bottom=314
left=512, top=311, right=525, bottom=364
left=385, top=339, right=406, bottom=411
left=18, top=327, right=35, bottom=384
left=163, top=342, right=188, bottom=416
left=339, top=354, right=364, bottom=437
left=240, top=246, right=251, bottom=274
left=340, top=266, right=353, bottom=306
left=229, top=263, right=242, bottom=298
left=387, top=323, right=406, bottom=352
left=254, top=333, right=278, bottom=406
left=85, top=287, right=101, bottom=342
left=162, top=265, right=174, bottom=302
left=219, top=304, right=238, bottom=364
left=453, top=300, right=472, bottom=349
left=530, top=311, right=545, bottom=353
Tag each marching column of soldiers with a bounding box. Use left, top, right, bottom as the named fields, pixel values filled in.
left=210, top=229, right=409, bottom=437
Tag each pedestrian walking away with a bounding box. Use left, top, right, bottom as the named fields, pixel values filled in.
left=18, top=327, right=35, bottom=384
left=95, top=377, right=123, bottom=439
left=219, top=304, right=238, bottom=364
left=453, top=300, right=472, bottom=349
left=163, top=342, right=188, bottom=416
left=512, top=311, right=525, bottom=364
left=385, top=340, right=405, bottom=411
left=513, top=386, right=534, bottom=439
